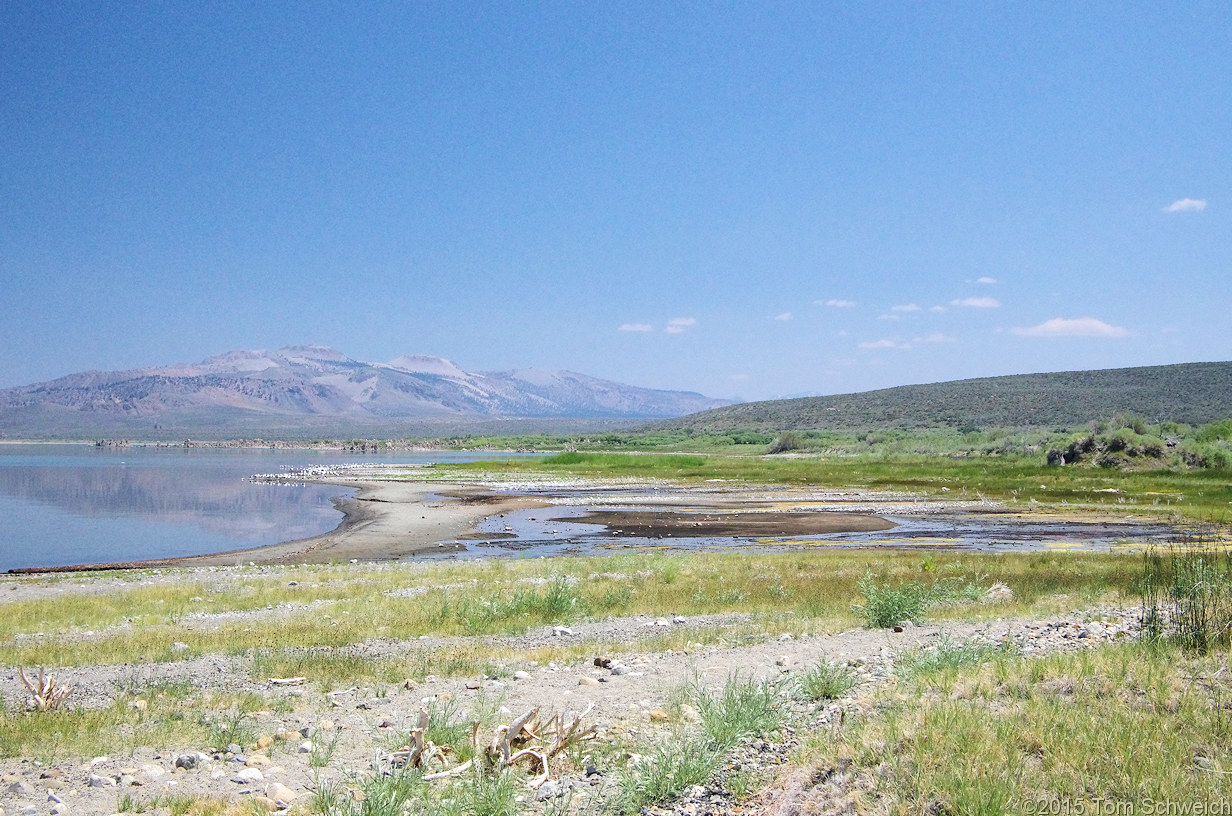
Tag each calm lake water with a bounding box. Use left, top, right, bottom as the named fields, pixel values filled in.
left=0, top=445, right=535, bottom=571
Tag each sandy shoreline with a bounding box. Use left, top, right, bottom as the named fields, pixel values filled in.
left=11, top=480, right=548, bottom=573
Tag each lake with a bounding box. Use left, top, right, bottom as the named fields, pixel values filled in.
left=0, top=445, right=533, bottom=571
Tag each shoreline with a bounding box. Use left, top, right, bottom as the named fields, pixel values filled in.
left=9, top=480, right=549, bottom=574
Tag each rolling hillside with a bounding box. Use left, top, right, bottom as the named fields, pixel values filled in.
left=654, top=361, right=1232, bottom=432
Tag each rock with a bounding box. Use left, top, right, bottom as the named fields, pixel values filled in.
left=88, top=774, right=117, bottom=788
left=775, top=656, right=790, bottom=667
left=513, top=670, right=530, bottom=680
left=673, top=616, right=687, bottom=624
left=225, top=743, right=244, bottom=756
left=20, top=807, right=37, bottom=816
left=265, top=782, right=297, bottom=806
left=654, top=618, right=670, bottom=627
left=119, top=775, right=137, bottom=787
left=232, top=768, right=264, bottom=784
left=649, top=710, right=670, bottom=723
left=298, top=740, right=314, bottom=754
left=779, top=633, right=793, bottom=641
left=174, top=752, right=207, bottom=770
left=256, top=735, right=275, bottom=750
left=552, top=626, right=574, bottom=637
left=171, top=642, right=189, bottom=652
left=684, top=784, right=708, bottom=800
left=465, top=680, right=481, bottom=690
left=50, top=805, right=69, bottom=816
left=251, top=796, right=280, bottom=812
left=245, top=755, right=271, bottom=768
left=402, top=679, right=417, bottom=690
left=317, top=719, right=335, bottom=731
left=141, top=764, right=167, bottom=781
left=610, top=664, right=629, bottom=676
left=578, top=677, right=600, bottom=687
left=679, top=704, right=702, bottom=724
left=535, top=780, right=563, bottom=800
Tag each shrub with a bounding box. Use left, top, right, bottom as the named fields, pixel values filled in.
left=797, top=661, right=857, bottom=701
left=854, top=574, right=930, bottom=628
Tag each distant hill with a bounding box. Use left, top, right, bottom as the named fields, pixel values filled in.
left=653, top=361, right=1232, bottom=433
left=0, top=346, right=734, bottom=438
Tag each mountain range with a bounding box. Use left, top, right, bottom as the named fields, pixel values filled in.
left=0, top=346, right=734, bottom=438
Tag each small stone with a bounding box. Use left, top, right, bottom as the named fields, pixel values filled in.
left=174, top=754, right=204, bottom=770
left=535, top=780, right=562, bottom=800
left=552, top=626, right=574, bottom=637
left=129, top=700, right=148, bottom=712
left=265, top=782, right=297, bottom=805
left=672, top=616, right=687, bottom=624
left=648, top=710, right=670, bottom=723
left=513, top=670, right=530, bottom=680
left=317, top=719, right=335, bottom=731
left=226, top=743, right=244, bottom=756
left=21, top=807, right=38, bottom=816
left=679, top=704, right=701, bottom=724
left=88, top=774, right=117, bottom=788
left=465, top=680, right=481, bottom=690
left=298, top=740, right=314, bottom=754
left=775, top=656, right=790, bottom=667
left=402, top=679, right=417, bottom=690
left=232, top=768, right=263, bottom=784
left=654, top=618, right=670, bottom=627
left=171, top=642, right=189, bottom=651
left=256, top=735, right=274, bottom=750
left=251, top=796, right=280, bottom=812
left=779, top=633, right=793, bottom=641
left=578, top=677, right=600, bottom=687
left=610, top=664, right=629, bottom=676
left=141, top=764, right=167, bottom=781
left=50, top=805, right=68, bottom=816
left=245, top=755, right=271, bottom=768
left=119, top=775, right=137, bottom=787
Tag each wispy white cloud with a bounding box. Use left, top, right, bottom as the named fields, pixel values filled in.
left=951, top=297, right=1001, bottom=309
left=914, top=332, right=956, bottom=344
left=930, top=305, right=947, bottom=313
left=618, top=323, right=653, bottom=333
left=818, top=298, right=856, bottom=308
left=975, top=276, right=997, bottom=285
left=892, top=303, right=921, bottom=312
left=665, top=317, right=697, bottom=334
left=859, top=338, right=910, bottom=350
left=1163, top=198, right=1207, bottom=213
left=877, top=313, right=899, bottom=321
left=774, top=312, right=792, bottom=321
left=1010, top=317, right=1129, bottom=338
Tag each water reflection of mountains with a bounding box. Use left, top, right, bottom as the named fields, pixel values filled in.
left=0, top=463, right=348, bottom=543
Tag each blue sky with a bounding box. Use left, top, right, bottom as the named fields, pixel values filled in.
left=2, top=2, right=1228, bottom=401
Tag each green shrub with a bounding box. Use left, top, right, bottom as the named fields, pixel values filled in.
left=797, top=661, right=857, bottom=701
left=853, top=575, right=930, bottom=628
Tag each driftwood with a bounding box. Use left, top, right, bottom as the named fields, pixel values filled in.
left=19, top=667, right=71, bottom=711
left=393, top=702, right=597, bottom=789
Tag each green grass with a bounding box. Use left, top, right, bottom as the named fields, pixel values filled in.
left=433, top=451, right=1232, bottom=524
left=803, top=640, right=1232, bottom=812
left=796, top=661, right=858, bottom=701
left=854, top=573, right=989, bottom=628
left=0, top=550, right=1141, bottom=670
